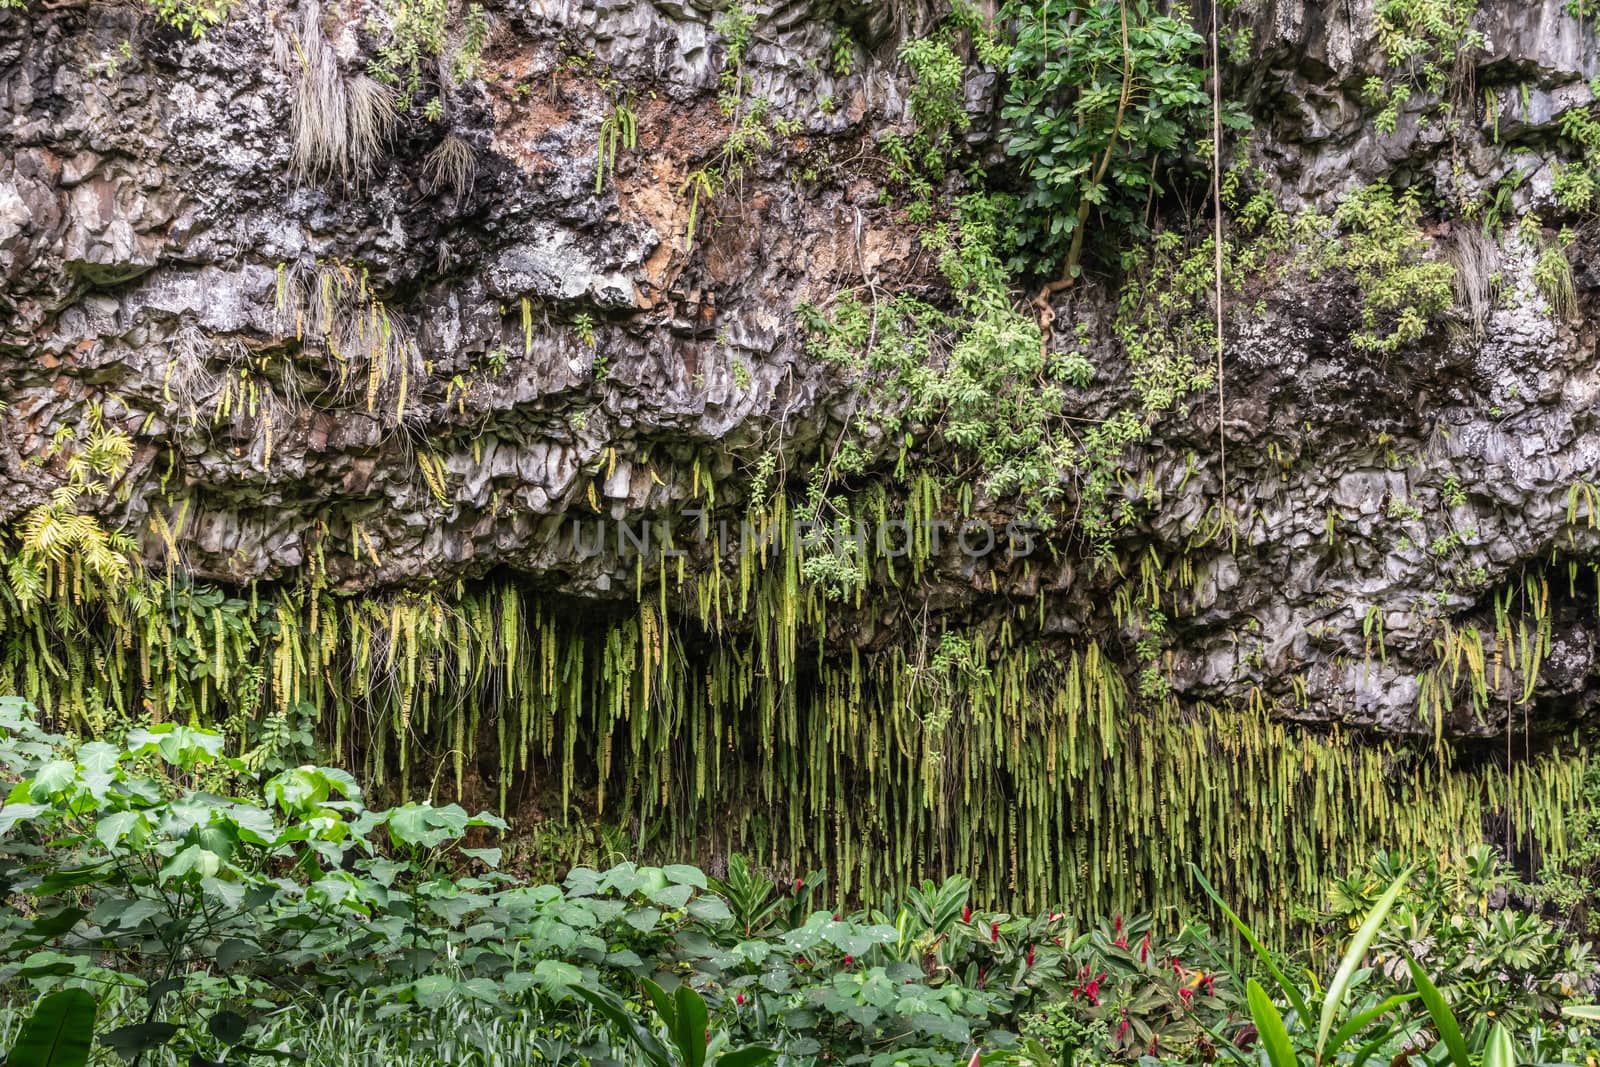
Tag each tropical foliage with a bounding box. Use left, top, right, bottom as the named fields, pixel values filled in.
left=2, top=697, right=1598, bottom=1067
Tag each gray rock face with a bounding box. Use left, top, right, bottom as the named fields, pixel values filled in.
left=1, top=0, right=1597, bottom=744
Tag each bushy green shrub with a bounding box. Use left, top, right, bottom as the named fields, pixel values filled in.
left=1333, top=182, right=1456, bottom=353
left=1321, top=849, right=1597, bottom=1031
left=0, top=0, right=233, bottom=35
left=998, top=0, right=1235, bottom=281
left=1209, top=861, right=1600, bottom=1067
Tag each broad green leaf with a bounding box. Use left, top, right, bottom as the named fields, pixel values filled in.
left=642, top=978, right=676, bottom=1029
left=409, top=974, right=454, bottom=1009
left=265, top=768, right=329, bottom=814
left=427, top=804, right=470, bottom=837
left=572, top=982, right=671, bottom=1067
left=99, top=1022, right=182, bottom=1056
left=98, top=898, right=163, bottom=931
left=75, top=741, right=119, bottom=776
left=663, top=864, right=708, bottom=888
left=385, top=804, right=431, bottom=847
left=500, top=972, right=537, bottom=997
left=1482, top=1022, right=1516, bottom=1067
left=563, top=867, right=601, bottom=897
left=1247, top=979, right=1299, bottom=1067
left=533, top=960, right=583, bottom=988
left=1562, top=1005, right=1600, bottom=1021
left=160, top=844, right=222, bottom=882
left=21, top=907, right=88, bottom=941
left=200, top=876, right=246, bottom=910
left=457, top=977, right=500, bottom=1004
left=599, top=862, right=645, bottom=898
left=0, top=801, right=45, bottom=835
left=1406, top=958, right=1469, bottom=1067
left=6, top=987, right=96, bottom=1067
left=206, top=1011, right=248, bottom=1045
left=217, top=938, right=258, bottom=971
left=126, top=724, right=223, bottom=769
left=688, top=896, right=733, bottom=922
left=649, top=884, right=694, bottom=909
left=29, top=760, right=76, bottom=799
left=674, top=982, right=710, bottom=1067
left=715, top=1046, right=777, bottom=1067
left=94, top=810, right=142, bottom=849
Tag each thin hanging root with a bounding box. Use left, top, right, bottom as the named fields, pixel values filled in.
left=0, top=493, right=1585, bottom=928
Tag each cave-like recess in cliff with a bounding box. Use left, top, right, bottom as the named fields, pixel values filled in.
left=2, top=496, right=1585, bottom=933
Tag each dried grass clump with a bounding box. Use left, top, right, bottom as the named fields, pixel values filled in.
left=279, top=1, right=396, bottom=184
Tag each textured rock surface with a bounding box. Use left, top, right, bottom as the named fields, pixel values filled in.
left=2, top=0, right=1598, bottom=746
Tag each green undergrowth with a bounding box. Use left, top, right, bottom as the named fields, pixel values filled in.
left=2, top=703, right=1597, bottom=1067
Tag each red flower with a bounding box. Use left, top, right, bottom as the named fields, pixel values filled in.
left=1148, top=1037, right=1159, bottom=1056
left=736, top=993, right=746, bottom=1006
left=1113, top=937, right=1129, bottom=949
left=1114, top=915, right=1122, bottom=935
left=1172, top=957, right=1183, bottom=976
left=1026, top=944, right=1036, bottom=967
left=989, top=922, right=999, bottom=943
left=1116, top=1020, right=1130, bottom=1043
left=962, top=905, right=972, bottom=924
left=1203, top=974, right=1215, bottom=997
left=833, top=913, right=841, bottom=921
left=794, top=878, right=803, bottom=893
left=843, top=955, right=854, bottom=967
left=1180, top=987, right=1195, bottom=1009
left=978, top=966, right=987, bottom=989
left=1139, top=932, right=1151, bottom=962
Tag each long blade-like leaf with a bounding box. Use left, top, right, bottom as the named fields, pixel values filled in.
left=1315, top=869, right=1411, bottom=1062
left=4, top=988, right=97, bottom=1067
left=642, top=979, right=676, bottom=1030
left=1406, top=958, right=1470, bottom=1067
left=1328, top=993, right=1417, bottom=1053
left=1352, top=1026, right=1404, bottom=1067
left=1562, top=1005, right=1600, bottom=1021
left=1190, top=863, right=1311, bottom=1025
left=674, top=984, right=709, bottom=1067
left=1483, top=1022, right=1516, bottom=1067
left=572, top=984, right=671, bottom=1067
left=1248, top=979, right=1300, bottom=1067
left=714, top=1045, right=777, bottom=1067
